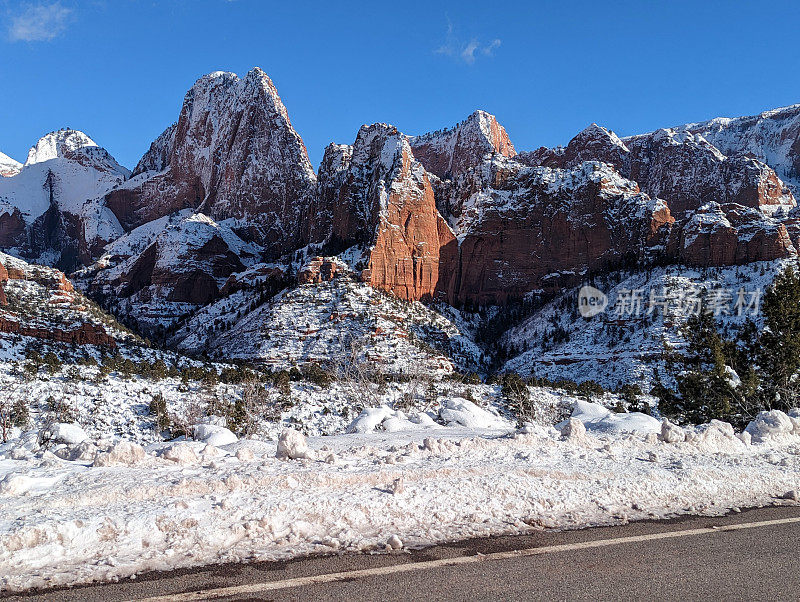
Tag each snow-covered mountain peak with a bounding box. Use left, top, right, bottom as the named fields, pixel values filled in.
left=575, top=123, right=628, bottom=149
left=466, top=109, right=515, bottom=149
left=182, top=68, right=293, bottom=138
left=0, top=151, right=22, bottom=177
left=679, top=103, right=800, bottom=136
left=352, top=123, right=407, bottom=170
left=410, top=109, right=515, bottom=179
left=628, top=103, right=800, bottom=194
left=173, top=67, right=315, bottom=188
left=25, top=129, right=98, bottom=166
left=100, top=66, right=318, bottom=276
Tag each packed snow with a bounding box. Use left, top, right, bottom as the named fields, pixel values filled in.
left=1, top=404, right=800, bottom=592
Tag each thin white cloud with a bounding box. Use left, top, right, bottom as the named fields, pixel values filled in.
left=460, top=40, right=479, bottom=64
left=483, top=38, right=502, bottom=56
left=8, top=2, right=72, bottom=42
left=435, top=19, right=501, bottom=65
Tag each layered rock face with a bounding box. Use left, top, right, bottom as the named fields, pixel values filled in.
left=516, top=120, right=798, bottom=272
left=0, top=130, right=129, bottom=272
left=410, top=111, right=518, bottom=225
left=443, top=160, right=673, bottom=304
left=302, top=106, right=799, bottom=307
left=104, top=68, right=316, bottom=258
left=408, top=120, right=673, bottom=304
left=408, top=108, right=800, bottom=305
left=315, top=124, right=456, bottom=302
left=523, top=123, right=796, bottom=218
left=298, top=257, right=339, bottom=284
left=675, top=202, right=796, bottom=265
left=0, top=252, right=120, bottom=347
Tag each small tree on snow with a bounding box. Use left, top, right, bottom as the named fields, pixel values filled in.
left=759, top=266, right=800, bottom=410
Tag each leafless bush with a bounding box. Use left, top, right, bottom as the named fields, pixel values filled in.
left=331, top=333, right=383, bottom=409
left=395, top=365, right=436, bottom=413
left=170, top=395, right=207, bottom=440
left=46, top=394, right=77, bottom=423
left=236, top=379, right=275, bottom=435
left=0, top=400, right=11, bottom=443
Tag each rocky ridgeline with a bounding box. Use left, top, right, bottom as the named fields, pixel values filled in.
left=1, top=68, right=799, bottom=352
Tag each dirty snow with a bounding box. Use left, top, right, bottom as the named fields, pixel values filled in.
left=1, top=408, right=800, bottom=592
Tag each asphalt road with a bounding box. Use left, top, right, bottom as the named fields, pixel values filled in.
left=5, top=505, right=800, bottom=601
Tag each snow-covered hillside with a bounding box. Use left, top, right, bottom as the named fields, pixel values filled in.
left=170, top=257, right=485, bottom=375
left=0, top=251, right=138, bottom=348
left=673, top=103, right=800, bottom=195
left=502, top=260, right=796, bottom=389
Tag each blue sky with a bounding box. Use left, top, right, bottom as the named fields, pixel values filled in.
left=2, top=0, right=800, bottom=170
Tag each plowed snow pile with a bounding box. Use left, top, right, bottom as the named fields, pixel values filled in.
left=1, top=408, right=800, bottom=592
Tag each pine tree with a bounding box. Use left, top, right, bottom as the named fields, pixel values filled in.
left=758, top=266, right=800, bottom=410
left=665, top=309, right=743, bottom=424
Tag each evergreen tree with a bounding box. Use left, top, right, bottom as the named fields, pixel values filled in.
left=663, top=309, right=744, bottom=425
left=657, top=265, right=800, bottom=426
left=758, top=266, right=800, bottom=410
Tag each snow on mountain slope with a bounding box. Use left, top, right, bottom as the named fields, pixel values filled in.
left=501, top=260, right=795, bottom=389
left=525, top=119, right=797, bottom=222
left=623, top=127, right=796, bottom=218
left=104, top=68, right=316, bottom=259
left=0, top=152, right=21, bottom=178
left=0, top=130, right=129, bottom=271
left=0, top=153, right=125, bottom=224
left=77, top=68, right=323, bottom=333
left=2, top=73, right=799, bottom=389
left=670, top=104, right=800, bottom=195
left=171, top=257, right=484, bottom=375
left=77, top=211, right=263, bottom=337
left=451, top=158, right=664, bottom=237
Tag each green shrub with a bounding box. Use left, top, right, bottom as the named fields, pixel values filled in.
left=23, top=361, right=38, bottom=379
left=498, top=373, right=534, bottom=427
left=301, top=363, right=334, bottom=387
left=11, top=399, right=29, bottom=428
left=149, top=392, right=170, bottom=432
left=43, top=352, right=62, bottom=375
left=576, top=380, right=605, bottom=400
